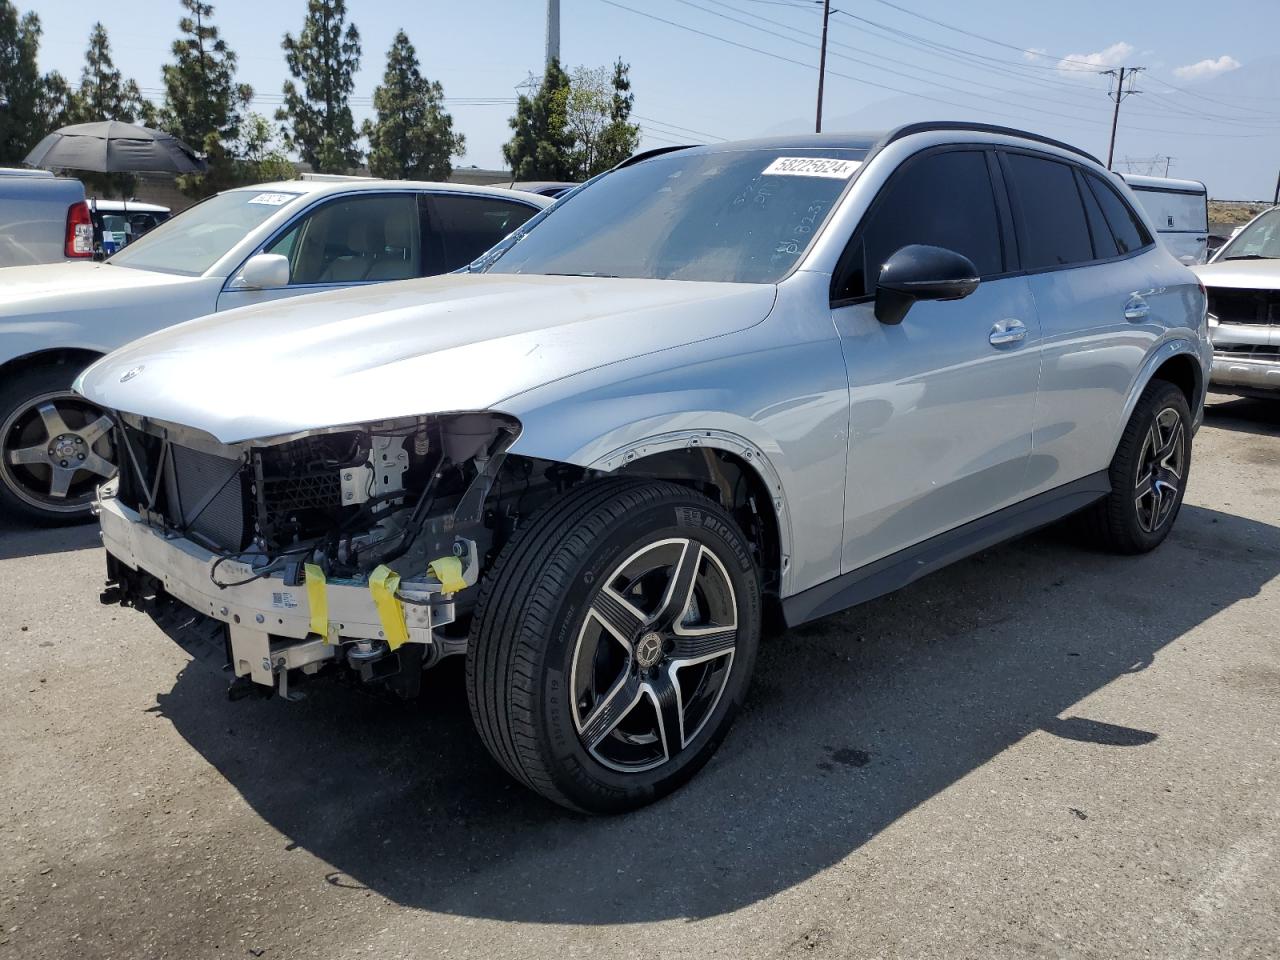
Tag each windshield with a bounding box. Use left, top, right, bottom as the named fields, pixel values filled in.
left=484, top=147, right=866, bottom=283
left=107, top=189, right=303, bottom=275
left=1218, top=208, right=1280, bottom=261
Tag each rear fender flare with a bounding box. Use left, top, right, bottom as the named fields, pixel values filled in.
left=1112, top=337, right=1208, bottom=456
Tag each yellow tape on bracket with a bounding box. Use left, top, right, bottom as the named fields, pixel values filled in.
left=304, top=563, right=333, bottom=643
left=369, top=565, right=410, bottom=651
left=427, top=556, right=466, bottom=594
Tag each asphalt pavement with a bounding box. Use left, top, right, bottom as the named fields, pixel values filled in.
left=2, top=394, right=1277, bottom=959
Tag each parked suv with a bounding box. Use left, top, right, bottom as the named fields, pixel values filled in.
left=0, top=179, right=547, bottom=523
left=79, top=124, right=1209, bottom=812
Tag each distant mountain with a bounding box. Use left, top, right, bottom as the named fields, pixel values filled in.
left=762, top=54, right=1280, bottom=199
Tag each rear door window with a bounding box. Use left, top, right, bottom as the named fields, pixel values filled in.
left=833, top=149, right=1004, bottom=302
left=427, top=195, right=540, bottom=272
left=1002, top=153, right=1094, bottom=269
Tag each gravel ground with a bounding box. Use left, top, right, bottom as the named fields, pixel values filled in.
left=2, top=394, right=1277, bottom=960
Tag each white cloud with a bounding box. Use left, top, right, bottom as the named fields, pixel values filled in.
left=1057, top=41, right=1135, bottom=74
left=1023, top=47, right=1047, bottom=62
left=1173, top=55, right=1242, bottom=80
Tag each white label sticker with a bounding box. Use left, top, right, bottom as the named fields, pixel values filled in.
left=271, top=592, right=299, bottom=610
left=248, top=192, right=294, bottom=206
left=762, top=157, right=861, bottom=179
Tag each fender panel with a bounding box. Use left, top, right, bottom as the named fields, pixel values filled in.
left=586, top=427, right=797, bottom=596
left=1111, top=336, right=1210, bottom=457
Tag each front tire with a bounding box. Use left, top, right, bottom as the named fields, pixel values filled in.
left=0, top=363, right=115, bottom=525
left=1079, top=379, right=1192, bottom=554
left=466, top=479, right=762, bottom=813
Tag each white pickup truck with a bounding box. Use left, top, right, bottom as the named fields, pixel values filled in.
left=0, top=168, right=93, bottom=268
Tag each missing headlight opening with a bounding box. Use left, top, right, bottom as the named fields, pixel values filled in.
left=99, top=410, right=592, bottom=699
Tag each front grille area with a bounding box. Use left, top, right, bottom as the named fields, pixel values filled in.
left=117, top=423, right=250, bottom=553
left=115, top=423, right=371, bottom=555
left=1208, top=287, right=1280, bottom=325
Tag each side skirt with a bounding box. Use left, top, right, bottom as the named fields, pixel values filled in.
left=782, top=471, right=1112, bottom=627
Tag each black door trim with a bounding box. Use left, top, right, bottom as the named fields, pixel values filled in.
left=782, top=470, right=1112, bottom=627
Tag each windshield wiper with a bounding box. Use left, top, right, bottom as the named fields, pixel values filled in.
left=544, top=271, right=621, bottom=278
left=1221, top=254, right=1273, bottom=261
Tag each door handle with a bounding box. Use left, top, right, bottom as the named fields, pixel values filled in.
left=1124, top=295, right=1151, bottom=322
left=989, top=318, right=1027, bottom=346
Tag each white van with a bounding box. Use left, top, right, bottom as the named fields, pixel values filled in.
left=1121, top=174, right=1209, bottom=265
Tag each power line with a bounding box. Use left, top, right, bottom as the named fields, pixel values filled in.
left=675, top=0, right=1112, bottom=126
left=699, top=0, right=1113, bottom=120
left=860, top=0, right=1105, bottom=70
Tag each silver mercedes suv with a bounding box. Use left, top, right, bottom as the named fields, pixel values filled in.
left=78, top=122, right=1210, bottom=812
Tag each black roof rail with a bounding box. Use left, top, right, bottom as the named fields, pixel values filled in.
left=614, top=144, right=698, bottom=170
left=879, top=121, right=1102, bottom=165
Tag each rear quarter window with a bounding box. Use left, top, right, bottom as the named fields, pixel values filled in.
left=1087, top=175, right=1154, bottom=254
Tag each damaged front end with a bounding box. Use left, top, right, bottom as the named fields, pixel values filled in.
left=99, top=410, right=520, bottom=700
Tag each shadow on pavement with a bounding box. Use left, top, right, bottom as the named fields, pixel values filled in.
left=150, top=503, right=1280, bottom=923
left=1204, top=394, right=1280, bottom=438
left=0, top=515, right=99, bottom=562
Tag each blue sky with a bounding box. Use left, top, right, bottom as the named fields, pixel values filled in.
left=26, top=0, right=1280, bottom=197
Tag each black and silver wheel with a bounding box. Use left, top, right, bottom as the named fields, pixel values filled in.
left=1134, top=404, right=1187, bottom=535
left=1079, top=378, right=1192, bottom=553
left=0, top=364, right=115, bottom=525
left=467, top=478, right=761, bottom=813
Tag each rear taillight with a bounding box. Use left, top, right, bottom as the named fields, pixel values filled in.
left=65, top=201, right=93, bottom=258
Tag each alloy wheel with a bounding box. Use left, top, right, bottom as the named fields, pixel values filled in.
left=570, top=537, right=739, bottom=773
left=1, top=391, right=115, bottom=513
left=1134, top=406, right=1185, bottom=534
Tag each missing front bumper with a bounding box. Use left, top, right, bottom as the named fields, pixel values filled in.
left=99, top=496, right=472, bottom=691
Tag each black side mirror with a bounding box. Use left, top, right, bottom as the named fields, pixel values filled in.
left=874, top=244, right=980, bottom=325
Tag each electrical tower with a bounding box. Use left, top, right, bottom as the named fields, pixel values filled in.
left=1101, top=66, right=1144, bottom=171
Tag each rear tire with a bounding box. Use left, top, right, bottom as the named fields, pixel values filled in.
left=1078, top=379, right=1192, bottom=554
left=466, top=478, right=761, bottom=813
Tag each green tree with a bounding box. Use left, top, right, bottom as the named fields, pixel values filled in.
left=564, top=60, right=640, bottom=179
left=65, top=23, right=146, bottom=125
left=502, top=58, right=573, bottom=181
left=362, top=29, right=464, bottom=180
left=65, top=23, right=148, bottom=196
left=159, top=0, right=253, bottom=197
left=597, top=57, right=640, bottom=172
left=35, top=69, right=70, bottom=133
left=277, top=0, right=362, bottom=173
left=235, top=111, right=294, bottom=183
left=0, top=2, right=47, bottom=162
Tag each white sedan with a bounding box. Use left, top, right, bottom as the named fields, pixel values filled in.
left=0, top=177, right=549, bottom=523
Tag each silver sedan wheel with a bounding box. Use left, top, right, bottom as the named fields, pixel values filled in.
left=1, top=391, right=115, bottom=514
left=570, top=537, right=739, bottom=774
left=1134, top=406, right=1186, bottom=534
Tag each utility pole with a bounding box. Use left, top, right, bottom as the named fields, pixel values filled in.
left=546, top=0, right=560, bottom=68
left=1101, top=66, right=1143, bottom=171
left=815, top=0, right=831, bottom=133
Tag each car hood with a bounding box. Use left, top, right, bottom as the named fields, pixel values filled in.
left=76, top=273, right=777, bottom=443
left=1192, top=258, right=1280, bottom=289
left=0, top=261, right=205, bottom=317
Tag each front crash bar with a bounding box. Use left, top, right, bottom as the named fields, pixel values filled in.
left=98, top=495, right=474, bottom=688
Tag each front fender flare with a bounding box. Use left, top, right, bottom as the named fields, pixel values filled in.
left=517, top=424, right=798, bottom=597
